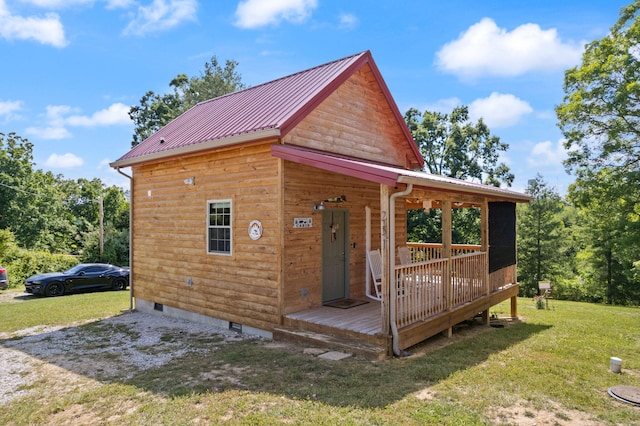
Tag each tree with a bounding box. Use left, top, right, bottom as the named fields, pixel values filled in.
left=0, top=132, right=35, bottom=232
left=556, top=1, right=640, bottom=305
left=129, top=56, right=245, bottom=146
left=404, top=106, right=513, bottom=187
left=404, top=106, right=512, bottom=243
left=516, top=175, right=566, bottom=297
left=556, top=1, right=640, bottom=175
left=569, top=169, right=640, bottom=304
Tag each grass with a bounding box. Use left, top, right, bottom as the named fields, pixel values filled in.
left=0, top=288, right=131, bottom=332
left=1, top=291, right=639, bottom=425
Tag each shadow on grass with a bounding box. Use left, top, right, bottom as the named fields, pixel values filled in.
left=0, top=306, right=550, bottom=410
left=123, top=321, right=551, bottom=408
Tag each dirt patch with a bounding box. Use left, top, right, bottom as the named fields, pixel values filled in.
left=490, top=397, right=603, bottom=426
left=0, top=308, right=252, bottom=406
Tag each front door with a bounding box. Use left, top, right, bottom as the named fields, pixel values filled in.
left=322, top=209, right=349, bottom=302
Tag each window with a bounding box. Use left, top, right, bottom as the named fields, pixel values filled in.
left=208, top=200, right=232, bottom=255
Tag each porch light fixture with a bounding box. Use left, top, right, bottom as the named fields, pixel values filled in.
left=183, top=176, right=195, bottom=185
left=312, top=202, right=325, bottom=213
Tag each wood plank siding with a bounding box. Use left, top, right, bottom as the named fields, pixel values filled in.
left=131, top=141, right=282, bottom=331
left=284, top=63, right=416, bottom=169
left=281, top=161, right=408, bottom=314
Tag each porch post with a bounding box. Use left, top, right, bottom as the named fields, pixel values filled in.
left=442, top=200, right=453, bottom=337
left=380, top=184, right=390, bottom=334
left=481, top=198, right=491, bottom=325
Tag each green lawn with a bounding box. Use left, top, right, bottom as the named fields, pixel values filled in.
left=0, top=291, right=639, bottom=425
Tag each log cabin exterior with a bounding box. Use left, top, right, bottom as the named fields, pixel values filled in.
left=111, top=51, right=530, bottom=359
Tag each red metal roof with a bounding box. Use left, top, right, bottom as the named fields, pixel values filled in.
left=112, top=51, right=423, bottom=168
left=271, top=144, right=531, bottom=202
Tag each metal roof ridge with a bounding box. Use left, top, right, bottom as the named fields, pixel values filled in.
left=192, top=51, right=369, bottom=109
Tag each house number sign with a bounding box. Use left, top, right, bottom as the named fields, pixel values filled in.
left=248, top=220, right=263, bottom=240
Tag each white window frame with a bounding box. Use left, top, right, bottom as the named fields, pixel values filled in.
left=207, top=199, right=232, bottom=255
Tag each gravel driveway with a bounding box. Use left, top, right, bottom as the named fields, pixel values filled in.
left=0, top=291, right=250, bottom=406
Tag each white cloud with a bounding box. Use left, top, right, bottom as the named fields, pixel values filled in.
left=436, top=18, right=583, bottom=78
left=0, top=0, right=67, bottom=47
left=123, top=0, right=197, bottom=36
left=26, top=103, right=131, bottom=139
left=421, top=97, right=462, bottom=114
left=25, top=125, right=71, bottom=139
left=19, top=0, right=93, bottom=8
left=98, top=158, right=112, bottom=169
left=527, top=139, right=568, bottom=167
left=105, top=0, right=135, bottom=9
left=65, top=103, right=131, bottom=126
left=234, top=0, right=317, bottom=29
left=0, top=99, right=23, bottom=120
left=468, top=92, right=533, bottom=128
left=338, top=13, right=357, bottom=30
left=44, top=153, right=84, bottom=168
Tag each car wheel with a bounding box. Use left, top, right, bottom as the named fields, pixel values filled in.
left=112, top=278, right=127, bottom=291
left=45, top=282, right=65, bottom=297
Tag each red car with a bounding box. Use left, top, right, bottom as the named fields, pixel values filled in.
left=0, top=266, right=7, bottom=289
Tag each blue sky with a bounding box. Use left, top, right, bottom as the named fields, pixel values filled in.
left=0, top=0, right=630, bottom=193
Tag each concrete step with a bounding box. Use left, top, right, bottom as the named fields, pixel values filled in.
left=273, top=326, right=390, bottom=361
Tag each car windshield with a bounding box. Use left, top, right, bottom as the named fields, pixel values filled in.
left=64, top=264, right=88, bottom=274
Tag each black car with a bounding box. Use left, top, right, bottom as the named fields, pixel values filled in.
left=25, top=263, right=130, bottom=297
left=0, top=266, right=8, bottom=290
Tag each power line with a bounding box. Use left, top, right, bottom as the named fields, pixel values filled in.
left=0, top=180, right=100, bottom=204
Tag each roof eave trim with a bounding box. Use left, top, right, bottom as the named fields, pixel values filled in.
left=110, top=128, right=281, bottom=168
left=396, top=175, right=532, bottom=202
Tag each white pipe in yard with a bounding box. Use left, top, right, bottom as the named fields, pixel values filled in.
left=389, top=183, right=413, bottom=357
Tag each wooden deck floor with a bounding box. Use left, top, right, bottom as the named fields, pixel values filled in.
left=284, top=299, right=382, bottom=335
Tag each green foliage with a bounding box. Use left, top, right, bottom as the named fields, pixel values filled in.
left=404, top=106, right=513, bottom=186
left=129, top=56, right=245, bottom=147
left=557, top=1, right=640, bottom=174
left=568, top=169, right=640, bottom=305
left=80, top=223, right=129, bottom=266
left=0, top=229, right=78, bottom=288
left=555, top=2, right=640, bottom=306
left=517, top=175, right=568, bottom=297
left=0, top=132, right=130, bottom=264
left=407, top=208, right=480, bottom=244
left=404, top=106, right=510, bottom=243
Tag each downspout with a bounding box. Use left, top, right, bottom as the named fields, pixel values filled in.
left=116, top=167, right=134, bottom=312
left=389, top=183, right=413, bottom=357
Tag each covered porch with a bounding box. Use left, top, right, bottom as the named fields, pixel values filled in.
left=278, top=242, right=519, bottom=359
left=272, top=144, right=529, bottom=358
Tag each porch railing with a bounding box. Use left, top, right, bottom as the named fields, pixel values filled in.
left=406, top=242, right=482, bottom=262
left=394, top=252, right=488, bottom=328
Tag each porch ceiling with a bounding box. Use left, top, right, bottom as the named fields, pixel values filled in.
left=271, top=144, right=531, bottom=203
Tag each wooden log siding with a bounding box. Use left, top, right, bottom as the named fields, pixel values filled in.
left=130, top=141, right=282, bottom=331
left=281, top=161, right=405, bottom=314
left=283, top=63, right=416, bottom=169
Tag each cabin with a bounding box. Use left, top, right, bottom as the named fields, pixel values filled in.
left=111, top=51, right=530, bottom=359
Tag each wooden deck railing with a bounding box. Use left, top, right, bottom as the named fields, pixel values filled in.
left=406, top=242, right=482, bottom=262
left=394, top=251, right=491, bottom=329
left=393, top=243, right=518, bottom=329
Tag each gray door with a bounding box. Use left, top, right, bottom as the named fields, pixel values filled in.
left=322, top=209, right=349, bottom=302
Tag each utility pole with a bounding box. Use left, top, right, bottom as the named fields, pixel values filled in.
left=99, top=195, right=104, bottom=260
